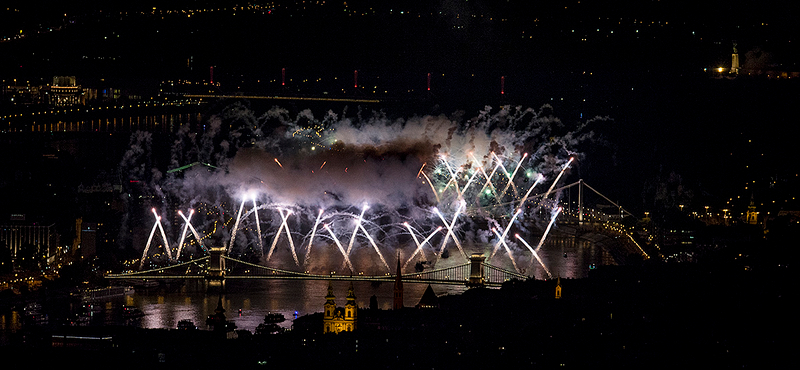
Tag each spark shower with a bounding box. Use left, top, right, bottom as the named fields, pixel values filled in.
left=124, top=104, right=605, bottom=278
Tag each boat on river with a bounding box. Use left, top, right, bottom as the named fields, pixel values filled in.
left=255, top=312, right=286, bottom=335
left=264, top=312, right=286, bottom=323
left=23, top=302, right=49, bottom=326
left=123, top=305, right=145, bottom=319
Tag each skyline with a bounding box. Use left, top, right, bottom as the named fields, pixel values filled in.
left=0, top=3, right=794, bottom=368
left=0, top=1, right=796, bottom=275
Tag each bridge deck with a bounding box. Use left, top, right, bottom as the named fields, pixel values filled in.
left=106, top=256, right=522, bottom=287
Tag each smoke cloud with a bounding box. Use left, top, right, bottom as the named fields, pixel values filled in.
left=120, top=103, right=608, bottom=274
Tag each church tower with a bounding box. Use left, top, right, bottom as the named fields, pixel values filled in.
left=393, top=253, right=404, bottom=310
left=746, top=194, right=758, bottom=225
left=323, top=282, right=357, bottom=334
left=731, top=41, right=740, bottom=75
left=323, top=282, right=336, bottom=333
left=555, top=276, right=562, bottom=300
left=344, top=282, right=357, bottom=331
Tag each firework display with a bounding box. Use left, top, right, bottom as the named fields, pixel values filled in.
left=124, top=105, right=601, bottom=275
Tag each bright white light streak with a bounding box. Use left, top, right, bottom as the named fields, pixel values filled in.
left=358, top=222, right=390, bottom=272
left=402, top=223, right=421, bottom=270
left=516, top=234, right=552, bottom=278
left=140, top=219, right=160, bottom=269
left=519, top=174, right=544, bottom=208
left=434, top=202, right=466, bottom=260
left=278, top=209, right=299, bottom=266
left=543, top=157, right=574, bottom=200
left=252, top=197, right=263, bottom=254
left=491, top=227, right=520, bottom=273
left=477, top=154, right=501, bottom=196
left=491, top=152, right=513, bottom=182
left=440, top=155, right=462, bottom=196
left=303, top=209, right=324, bottom=267
left=227, top=198, right=247, bottom=253
left=458, top=152, right=482, bottom=196
left=535, top=207, right=563, bottom=252
left=419, top=227, right=442, bottom=254
left=176, top=209, right=194, bottom=259
left=266, top=208, right=291, bottom=262
left=186, top=223, right=205, bottom=253
left=403, top=224, right=442, bottom=270
left=152, top=209, right=172, bottom=260
left=178, top=210, right=206, bottom=253
left=469, top=153, right=499, bottom=202
left=500, top=153, right=527, bottom=197
left=490, top=209, right=522, bottom=259
left=324, top=223, right=354, bottom=272
left=491, top=151, right=517, bottom=199
left=343, top=205, right=367, bottom=269
left=460, top=166, right=481, bottom=196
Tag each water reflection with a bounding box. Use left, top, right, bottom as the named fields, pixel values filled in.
left=480, top=234, right=605, bottom=280
left=124, top=279, right=461, bottom=333
left=0, top=311, right=21, bottom=335
left=1, top=233, right=608, bottom=335
left=25, top=113, right=203, bottom=133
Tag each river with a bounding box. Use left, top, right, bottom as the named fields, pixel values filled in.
left=1, top=234, right=610, bottom=337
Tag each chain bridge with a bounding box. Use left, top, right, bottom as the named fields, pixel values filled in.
left=106, top=252, right=524, bottom=288
left=105, top=179, right=650, bottom=287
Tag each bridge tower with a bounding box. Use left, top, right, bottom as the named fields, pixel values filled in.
left=578, top=179, right=584, bottom=224
left=467, top=253, right=486, bottom=288
left=208, top=246, right=226, bottom=282
left=345, top=282, right=357, bottom=329
left=324, top=282, right=336, bottom=333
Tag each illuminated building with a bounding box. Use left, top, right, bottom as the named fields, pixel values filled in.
left=2, top=84, right=41, bottom=105
left=323, top=282, right=357, bottom=333
left=731, top=42, right=740, bottom=75
left=48, top=76, right=83, bottom=107
left=0, top=215, right=57, bottom=269
left=555, top=276, right=562, bottom=299
left=746, top=195, right=758, bottom=225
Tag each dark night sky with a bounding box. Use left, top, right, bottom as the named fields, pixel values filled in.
left=1, top=0, right=798, bottom=217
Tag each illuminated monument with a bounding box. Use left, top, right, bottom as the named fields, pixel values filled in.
left=555, top=276, right=562, bottom=300
left=323, top=282, right=357, bottom=334
left=49, top=76, right=83, bottom=106
left=731, top=42, right=740, bottom=75
left=746, top=195, right=758, bottom=225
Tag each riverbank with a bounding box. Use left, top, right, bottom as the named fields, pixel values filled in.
left=1, top=261, right=790, bottom=368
